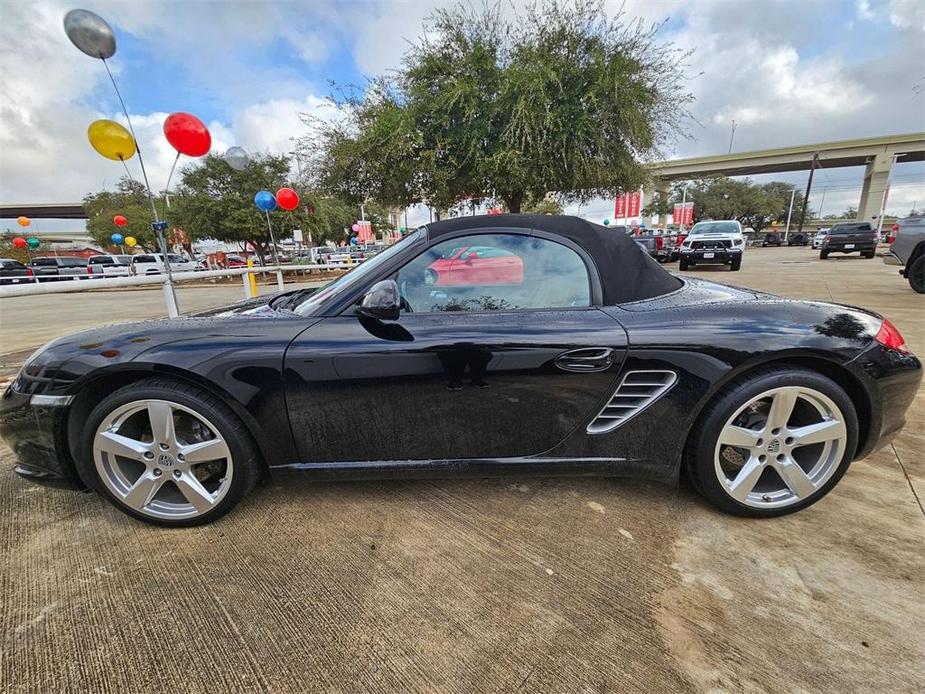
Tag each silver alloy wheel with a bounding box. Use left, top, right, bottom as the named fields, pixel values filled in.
left=93, top=399, right=233, bottom=520
left=713, top=386, right=848, bottom=510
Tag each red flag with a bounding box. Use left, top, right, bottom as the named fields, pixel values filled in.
left=614, top=193, right=628, bottom=218
left=627, top=191, right=642, bottom=218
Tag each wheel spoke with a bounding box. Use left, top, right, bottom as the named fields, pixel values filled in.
left=97, top=431, right=152, bottom=462
left=179, top=438, right=230, bottom=464
left=774, top=457, right=815, bottom=498
left=719, top=425, right=762, bottom=449
left=123, top=471, right=165, bottom=510
left=727, top=457, right=765, bottom=502
left=767, top=389, right=798, bottom=430
left=148, top=402, right=176, bottom=446
left=175, top=472, right=215, bottom=513
left=789, top=419, right=846, bottom=447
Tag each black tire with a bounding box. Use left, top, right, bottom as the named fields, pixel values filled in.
left=76, top=377, right=262, bottom=526
left=686, top=366, right=858, bottom=518
left=730, top=256, right=742, bottom=271
left=908, top=255, right=924, bottom=294
left=863, top=250, right=875, bottom=259
left=679, top=256, right=689, bottom=271
left=819, top=250, right=828, bottom=259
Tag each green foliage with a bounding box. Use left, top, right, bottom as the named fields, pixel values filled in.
left=302, top=0, right=692, bottom=212
left=521, top=194, right=564, bottom=215
left=645, top=177, right=810, bottom=233
left=83, top=178, right=162, bottom=250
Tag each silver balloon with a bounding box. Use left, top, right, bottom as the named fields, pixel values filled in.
left=63, top=9, right=116, bottom=59
left=224, top=146, right=250, bottom=171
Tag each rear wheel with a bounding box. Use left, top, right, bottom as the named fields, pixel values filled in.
left=819, top=250, right=829, bottom=259
left=908, top=255, right=924, bottom=294
left=863, top=250, right=875, bottom=259
left=687, top=367, right=857, bottom=517
left=78, top=378, right=262, bottom=526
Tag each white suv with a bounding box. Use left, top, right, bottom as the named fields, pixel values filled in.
left=131, top=253, right=199, bottom=275
left=679, top=220, right=745, bottom=272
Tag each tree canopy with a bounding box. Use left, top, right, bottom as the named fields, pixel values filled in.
left=644, top=177, right=810, bottom=232
left=83, top=178, right=165, bottom=250
left=300, top=0, right=692, bottom=212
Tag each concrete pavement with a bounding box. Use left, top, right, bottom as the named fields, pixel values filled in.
left=0, top=246, right=922, bottom=693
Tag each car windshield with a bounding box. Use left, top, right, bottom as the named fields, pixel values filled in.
left=689, top=221, right=739, bottom=235
left=293, top=230, right=424, bottom=316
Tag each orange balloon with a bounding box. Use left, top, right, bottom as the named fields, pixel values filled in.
left=17, top=216, right=30, bottom=227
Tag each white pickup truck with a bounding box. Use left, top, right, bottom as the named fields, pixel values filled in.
left=131, top=253, right=200, bottom=275
left=678, top=220, right=745, bottom=271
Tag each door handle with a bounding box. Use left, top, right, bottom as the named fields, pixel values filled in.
left=555, top=347, right=615, bottom=373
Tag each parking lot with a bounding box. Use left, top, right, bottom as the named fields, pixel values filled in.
left=1, top=246, right=922, bottom=693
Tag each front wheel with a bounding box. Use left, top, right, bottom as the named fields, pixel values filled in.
left=686, top=367, right=857, bottom=517
left=730, top=256, right=742, bottom=271
left=908, top=255, right=924, bottom=294
left=78, top=378, right=262, bottom=526
left=679, top=256, right=689, bottom=271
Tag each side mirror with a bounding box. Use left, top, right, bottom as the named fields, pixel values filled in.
left=356, top=279, right=401, bottom=321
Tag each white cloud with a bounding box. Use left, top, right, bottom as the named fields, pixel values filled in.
left=889, top=0, right=925, bottom=30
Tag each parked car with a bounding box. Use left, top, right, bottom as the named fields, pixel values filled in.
left=762, top=233, right=782, bottom=247
left=131, top=253, right=199, bottom=275
left=679, top=220, right=745, bottom=271
left=29, top=256, right=88, bottom=281
left=787, top=232, right=809, bottom=246
left=633, top=233, right=673, bottom=263
left=426, top=245, right=525, bottom=285
left=0, top=258, right=34, bottom=285
left=812, top=229, right=828, bottom=249
left=819, top=222, right=878, bottom=259
left=883, top=216, right=924, bottom=294
left=4, top=215, right=918, bottom=526
left=86, top=254, right=134, bottom=278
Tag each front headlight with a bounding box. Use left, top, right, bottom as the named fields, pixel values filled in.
left=682, top=241, right=691, bottom=248
left=732, top=238, right=743, bottom=246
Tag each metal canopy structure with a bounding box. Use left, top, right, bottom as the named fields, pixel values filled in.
left=0, top=203, right=86, bottom=220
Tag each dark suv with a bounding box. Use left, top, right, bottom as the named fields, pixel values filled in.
left=0, top=258, right=33, bottom=285
left=819, top=222, right=879, bottom=259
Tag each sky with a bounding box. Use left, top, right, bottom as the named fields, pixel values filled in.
left=0, top=0, right=923, bottom=232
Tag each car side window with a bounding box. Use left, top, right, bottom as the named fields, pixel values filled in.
left=396, top=233, right=591, bottom=313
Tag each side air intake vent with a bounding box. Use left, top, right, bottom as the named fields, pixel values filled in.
left=586, top=370, right=678, bottom=434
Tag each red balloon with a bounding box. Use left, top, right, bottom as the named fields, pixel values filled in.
left=113, top=215, right=127, bottom=226
left=163, top=112, right=211, bottom=157
left=13, top=237, right=27, bottom=248
left=276, top=187, right=299, bottom=211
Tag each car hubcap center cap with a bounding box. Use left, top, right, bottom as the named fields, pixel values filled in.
left=767, top=439, right=781, bottom=454
left=157, top=452, right=177, bottom=468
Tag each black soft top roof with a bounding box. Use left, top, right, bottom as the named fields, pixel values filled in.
left=424, top=214, right=682, bottom=304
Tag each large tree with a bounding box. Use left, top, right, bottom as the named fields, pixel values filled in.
left=83, top=178, right=166, bottom=250
left=644, top=177, right=810, bottom=233
left=301, top=0, right=692, bottom=212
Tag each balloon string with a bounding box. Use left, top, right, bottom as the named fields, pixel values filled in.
left=102, top=57, right=160, bottom=223
left=163, top=152, right=181, bottom=210
left=118, top=156, right=137, bottom=184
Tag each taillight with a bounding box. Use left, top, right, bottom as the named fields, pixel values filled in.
left=26, top=267, right=33, bottom=277
left=87, top=265, right=93, bottom=275
left=875, top=319, right=909, bottom=353
left=825, top=235, right=832, bottom=242
left=655, top=236, right=664, bottom=250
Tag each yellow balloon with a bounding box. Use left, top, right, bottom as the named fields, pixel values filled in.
left=124, top=236, right=137, bottom=247
left=17, top=216, right=30, bottom=227
left=87, top=119, right=136, bottom=161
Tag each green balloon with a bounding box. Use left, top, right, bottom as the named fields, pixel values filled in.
left=603, top=219, right=611, bottom=226
left=26, top=237, right=40, bottom=249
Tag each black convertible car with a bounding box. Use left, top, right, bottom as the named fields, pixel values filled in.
left=1, top=215, right=920, bottom=526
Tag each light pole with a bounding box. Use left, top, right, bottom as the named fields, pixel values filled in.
left=728, top=120, right=737, bottom=154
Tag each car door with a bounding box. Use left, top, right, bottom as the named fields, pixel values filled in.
left=284, top=230, right=628, bottom=464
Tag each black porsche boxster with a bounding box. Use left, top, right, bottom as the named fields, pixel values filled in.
left=1, top=215, right=920, bottom=526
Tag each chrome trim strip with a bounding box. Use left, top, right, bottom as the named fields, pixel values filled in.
left=586, top=369, right=678, bottom=434
left=30, top=394, right=75, bottom=407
